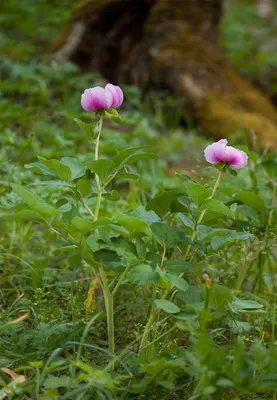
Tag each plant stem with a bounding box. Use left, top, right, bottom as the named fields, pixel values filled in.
left=77, top=192, right=95, bottom=220
left=112, top=265, right=131, bottom=297
left=141, top=326, right=176, bottom=351
left=103, top=292, right=114, bottom=355
left=93, top=116, right=103, bottom=223
left=184, top=168, right=224, bottom=259
left=85, top=115, right=115, bottom=358
left=235, top=257, right=250, bottom=292
left=101, top=170, right=119, bottom=191
left=139, top=168, right=224, bottom=349
left=139, top=305, right=157, bottom=351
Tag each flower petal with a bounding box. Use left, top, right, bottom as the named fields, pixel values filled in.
left=204, top=141, right=227, bottom=164
left=218, top=139, right=228, bottom=145
left=228, top=148, right=248, bottom=169
left=105, top=83, right=124, bottom=108
left=81, top=87, right=113, bottom=112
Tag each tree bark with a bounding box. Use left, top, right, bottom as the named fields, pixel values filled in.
left=52, top=0, right=277, bottom=149
left=256, top=0, right=272, bottom=17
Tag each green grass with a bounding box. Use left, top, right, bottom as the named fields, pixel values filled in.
left=1, top=1, right=277, bottom=399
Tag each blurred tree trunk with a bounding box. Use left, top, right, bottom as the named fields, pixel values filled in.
left=52, top=0, right=277, bottom=149
left=256, top=0, right=272, bottom=17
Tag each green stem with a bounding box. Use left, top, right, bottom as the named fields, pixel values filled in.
left=103, top=292, right=114, bottom=355
left=46, top=221, right=78, bottom=246
left=90, top=115, right=115, bottom=358
left=184, top=168, right=224, bottom=259
left=94, top=116, right=103, bottom=222
left=235, top=258, right=250, bottom=292
left=101, top=170, right=119, bottom=191
left=204, top=285, right=210, bottom=311
left=264, top=182, right=276, bottom=241
left=141, top=326, right=176, bottom=351
left=139, top=305, right=157, bottom=351
left=112, top=265, right=131, bottom=297
left=76, top=191, right=95, bottom=220
left=140, top=168, right=224, bottom=349
left=94, top=191, right=102, bottom=223
left=139, top=246, right=167, bottom=351
left=271, top=295, right=276, bottom=347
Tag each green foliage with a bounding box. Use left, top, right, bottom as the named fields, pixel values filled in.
left=221, top=1, right=277, bottom=92
left=0, top=1, right=277, bottom=399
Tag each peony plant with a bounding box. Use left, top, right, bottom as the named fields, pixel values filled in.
left=7, top=82, right=259, bottom=372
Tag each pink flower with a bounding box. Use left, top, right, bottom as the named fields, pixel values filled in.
left=81, top=84, right=123, bottom=113
left=204, top=139, right=248, bottom=169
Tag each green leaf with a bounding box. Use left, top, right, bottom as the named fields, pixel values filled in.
left=130, top=264, right=159, bottom=285
left=200, top=199, right=233, bottom=218
left=72, top=216, right=114, bottom=233
left=71, top=217, right=94, bottom=234
left=53, top=245, right=78, bottom=254
left=25, top=161, right=58, bottom=177
left=155, top=266, right=172, bottom=289
left=260, top=154, right=277, bottom=177
left=198, top=227, right=234, bottom=242
left=61, top=157, right=86, bottom=180
left=109, top=236, right=137, bottom=257
left=226, top=165, right=238, bottom=176
left=166, top=274, right=189, bottom=292
left=116, top=173, right=139, bottom=180
left=1, top=210, right=43, bottom=221
left=90, top=217, right=114, bottom=229
left=175, top=173, right=198, bottom=184
left=146, top=189, right=186, bottom=218
left=74, top=118, right=99, bottom=140
left=11, top=184, right=59, bottom=218
left=39, top=158, right=72, bottom=182
left=113, top=147, right=157, bottom=168
left=233, top=191, right=266, bottom=210
left=60, top=203, right=79, bottom=224
left=178, top=285, right=203, bottom=306
left=211, top=231, right=254, bottom=250
left=230, top=298, right=264, bottom=313
left=43, top=375, right=71, bottom=389
left=154, top=299, right=180, bottom=314
left=94, top=249, right=127, bottom=271
left=164, top=260, right=194, bottom=275
left=104, top=108, right=122, bottom=123
left=86, top=159, right=116, bottom=182
left=151, top=222, right=186, bottom=248
left=184, top=181, right=211, bottom=206
left=103, top=190, right=120, bottom=201
left=134, top=206, right=160, bottom=225
left=205, top=284, right=233, bottom=309
left=122, top=151, right=157, bottom=165
left=56, top=201, right=72, bottom=213
left=178, top=214, right=195, bottom=231
left=76, top=179, right=92, bottom=197
left=115, top=213, right=152, bottom=237
left=113, top=147, right=143, bottom=167
left=228, top=320, right=251, bottom=334
left=174, top=311, right=198, bottom=321
left=170, top=196, right=190, bottom=214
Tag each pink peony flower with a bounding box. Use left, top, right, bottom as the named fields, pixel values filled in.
left=81, top=84, right=124, bottom=113
left=204, top=139, right=248, bottom=169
